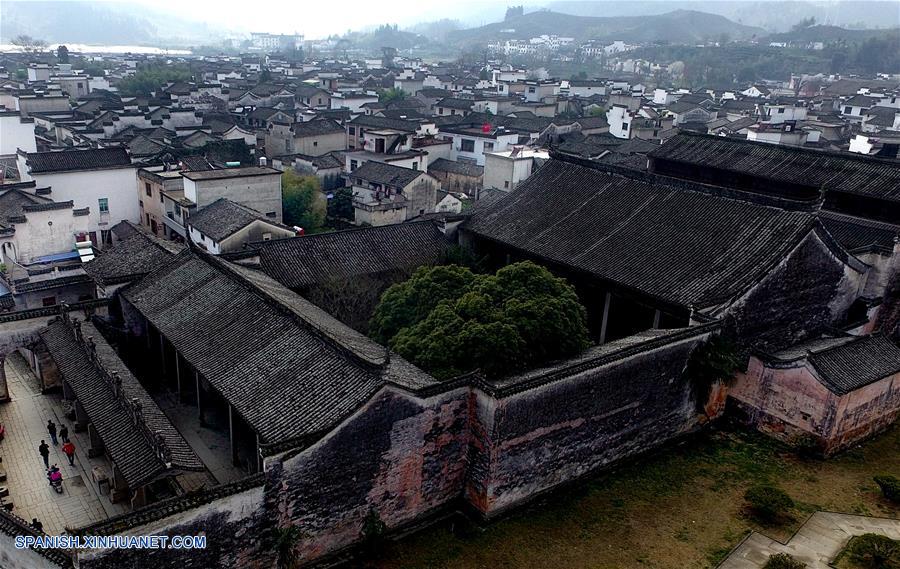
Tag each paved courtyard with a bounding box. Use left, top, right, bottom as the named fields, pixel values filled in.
left=718, top=511, right=900, bottom=568
left=0, top=352, right=127, bottom=535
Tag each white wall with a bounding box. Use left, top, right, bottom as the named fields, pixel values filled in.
left=0, top=115, right=36, bottom=154
left=9, top=207, right=90, bottom=264
left=26, top=168, right=140, bottom=241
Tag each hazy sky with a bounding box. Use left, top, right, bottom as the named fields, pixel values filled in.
left=127, top=0, right=534, bottom=38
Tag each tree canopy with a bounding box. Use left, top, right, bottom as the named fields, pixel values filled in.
left=378, top=87, right=407, bottom=103
left=370, top=261, right=590, bottom=379
left=117, top=64, right=192, bottom=96
left=282, top=170, right=326, bottom=232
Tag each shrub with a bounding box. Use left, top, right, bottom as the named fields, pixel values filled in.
left=874, top=475, right=900, bottom=503
left=845, top=533, right=900, bottom=569
left=762, top=552, right=806, bottom=569
left=744, top=484, right=794, bottom=522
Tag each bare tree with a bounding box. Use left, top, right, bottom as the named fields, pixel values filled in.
left=11, top=35, right=48, bottom=54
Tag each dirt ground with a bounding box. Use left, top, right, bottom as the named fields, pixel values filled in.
left=374, top=424, right=900, bottom=569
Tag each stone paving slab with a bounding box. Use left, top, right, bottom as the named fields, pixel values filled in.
left=719, top=511, right=900, bottom=568
left=0, top=353, right=126, bottom=535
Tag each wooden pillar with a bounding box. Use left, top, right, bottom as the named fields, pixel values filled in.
left=74, top=399, right=89, bottom=432
left=599, top=292, right=612, bottom=345
left=174, top=352, right=182, bottom=400
left=196, top=371, right=205, bottom=426
left=256, top=434, right=262, bottom=474
left=87, top=423, right=105, bottom=457
left=0, top=355, right=8, bottom=404
left=159, top=332, right=167, bottom=380
left=229, top=404, right=239, bottom=467
left=652, top=309, right=661, bottom=329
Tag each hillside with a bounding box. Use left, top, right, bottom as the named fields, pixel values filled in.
left=0, top=1, right=229, bottom=47
left=448, top=9, right=766, bottom=46
left=764, top=25, right=900, bottom=44
left=545, top=1, right=900, bottom=33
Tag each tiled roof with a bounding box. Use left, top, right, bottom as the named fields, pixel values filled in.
left=291, top=118, right=343, bottom=137
left=820, top=211, right=899, bottom=253
left=428, top=158, right=484, bottom=177
left=122, top=251, right=437, bottom=448
left=182, top=166, right=280, bottom=181
left=808, top=334, right=900, bottom=395
left=25, top=147, right=132, bottom=173
left=85, top=222, right=183, bottom=286
left=40, top=317, right=204, bottom=489
left=649, top=132, right=900, bottom=202
left=253, top=220, right=449, bottom=289
left=464, top=158, right=818, bottom=309
left=188, top=198, right=275, bottom=241
left=350, top=160, right=426, bottom=188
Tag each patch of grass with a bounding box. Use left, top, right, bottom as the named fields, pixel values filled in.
left=379, top=425, right=900, bottom=569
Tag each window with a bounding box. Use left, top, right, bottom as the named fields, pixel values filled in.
left=98, top=198, right=109, bottom=213
left=146, top=213, right=151, bottom=225
left=778, top=108, right=785, bottom=113
left=348, top=126, right=356, bottom=135
left=460, top=139, right=475, bottom=152
left=263, top=232, right=272, bottom=241
left=528, top=87, right=536, bottom=93
left=844, top=106, right=852, bottom=114
left=622, top=122, right=628, bottom=131
left=451, top=109, right=456, bottom=115
left=412, top=162, right=418, bottom=170
left=160, top=192, right=164, bottom=203
left=504, top=181, right=510, bottom=189
left=313, top=141, right=318, bottom=147
left=42, top=296, right=57, bottom=307
left=484, top=142, right=494, bottom=151
left=350, top=159, right=358, bottom=171
left=266, top=212, right=276, bottom=218
left=145, top=182, right=152, bottom=196
left=439, top=108, right=444, bottom=115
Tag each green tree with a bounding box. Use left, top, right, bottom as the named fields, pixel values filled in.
left=744, top=485, right=794, bottom=523
left=282, top=170, right=326, bottom=231
left=259, top=68, right=272, bottom=83
left=56, top=45, right=69, bottom=63
left=378, top=87, right=407, bottom=103
left=371, top=261, right=590, bottom=379
left=845, top=534, right=900, bottom=569
left=762, top=553, right=805, bottom=569
left=117, top=64, right=192, bottom=96
left=326, top=187, right=354, bottom=221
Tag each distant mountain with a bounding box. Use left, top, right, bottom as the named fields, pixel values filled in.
left=0, top=1, right=231, bottom=47
left=544, top=1, right=900, bottom=33
left=765, top=25, right=900, bottom=43
left=448, top=9, right=766, bottom=46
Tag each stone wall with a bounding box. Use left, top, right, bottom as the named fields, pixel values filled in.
left=71, top=326, right=714, bottom=568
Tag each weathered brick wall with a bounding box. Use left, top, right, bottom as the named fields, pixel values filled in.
left=476, top=337, right=704, bottom=514
left=267, top=386, right=471, bottom=562
left=77, top=483, right=272, bottom=569
left=724, top=232, right=861, bottom=352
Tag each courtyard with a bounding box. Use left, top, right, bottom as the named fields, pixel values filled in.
left=376, top=423, right=900, bottom=569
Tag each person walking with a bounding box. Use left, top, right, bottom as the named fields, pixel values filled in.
left=38, top=440, right=50, bottom=469
left=59, top=424, right=69, bottom=444
left=31, top=518, right=43, bottom=533
left=47, top=420, right=57, bottom=445
left=61, top=440, right=76, bottom=466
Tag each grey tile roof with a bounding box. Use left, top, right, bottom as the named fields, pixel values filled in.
left=188, top=198, right=272, bottom=242
left=428, top=158, right=484, bottom=177
left=121, top=251, right=437, bottom=448
left=291, top=118, right=344, bottom=137
left=649, top=132, right=900, bottom=202
left=820, top=211, right=900, bottom=253
left=350, top=160, right=427, bottom=188
left=464, top=158, right=817, bottom=309
left=808, top=334, right=900, bottom=395
left=40, top=317, right=203, bottom=489
left=25, top=147, right=132, bottom=173
left=181, top=166, right=280, bottom=181
left=84, top=222, right=183, bottom=286
left=253, top=220, right=450, bottom=289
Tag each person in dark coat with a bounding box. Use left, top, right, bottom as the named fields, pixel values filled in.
left=47, top=420, right=57, bottom=445
left=59, top=424, right=69, bottom=444
left=38, top=440, right=50, bottom=468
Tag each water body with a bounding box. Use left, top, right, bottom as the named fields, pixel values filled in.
left=0, top=43, right=191, bottom=55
